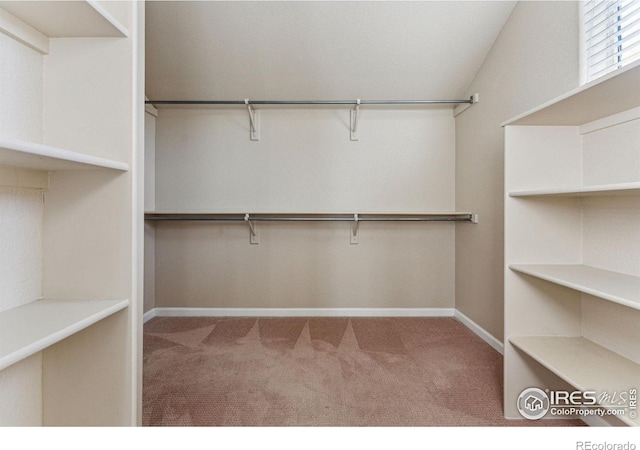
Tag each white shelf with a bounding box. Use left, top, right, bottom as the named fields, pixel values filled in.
left=0, top=0, right=128, bottom=38
left=0, top=298, right=129, bottom=371
left=502, top=61, right=640, bottom=126
left=510, top=336, right=640, bottom=426
left=0, top=137, right=129, bottom=172
left=509, top=182, right=640, bottom=198
left=510, top=264, right=640, bottom=311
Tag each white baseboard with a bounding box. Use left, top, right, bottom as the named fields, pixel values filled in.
left=151, top=307, right=455, bottom=318
left=454, top=309, right=504, bottom=355
left=144, top=307, right=504, bottom=354
left=143, top=308, right=157, bottom=323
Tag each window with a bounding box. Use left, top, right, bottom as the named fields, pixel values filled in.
left=583, top=0, right=640, bottom=82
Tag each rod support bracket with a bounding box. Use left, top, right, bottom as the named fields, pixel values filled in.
left=245, top=213, right=259, bottom=244
left=350, top=213, right=359, bottom=244
left=245, top=99, right=260, bottom=141
left=350, top=99, right=361, bottom=141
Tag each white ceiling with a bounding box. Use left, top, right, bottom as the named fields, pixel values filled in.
left=145, top=1, right=516, bottom=102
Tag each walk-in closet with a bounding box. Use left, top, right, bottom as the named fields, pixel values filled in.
left=0, top=0, right=638, bottom=438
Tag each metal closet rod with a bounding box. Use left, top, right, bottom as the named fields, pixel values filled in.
left=145, top=98, right=474, bottom=106
left=144, top=213, right=475, bottom=223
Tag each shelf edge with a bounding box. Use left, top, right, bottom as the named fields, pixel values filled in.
left=0, top=298, right=129, bottom=372
left=85, top=0, right=129, bottom=38
left=509, top=182, right=640, bottom=198
left=509, top=264, right=640, bottom=311
left=0, top=137, right=130, bottom=172
left=502, top=60, right=640, bottom=127
left=0, top=7, right=49, bottom=54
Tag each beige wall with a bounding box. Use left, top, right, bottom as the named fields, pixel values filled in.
left=155, top=221, right=455, bottom=309
left=155, top=108, right=455, bottom=213
left=153, top=108, right=458, bottom=310
left=455, top=1, right=580, bottom=342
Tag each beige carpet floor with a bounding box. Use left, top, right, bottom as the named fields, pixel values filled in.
left=143, top=316, right=584, bottom=427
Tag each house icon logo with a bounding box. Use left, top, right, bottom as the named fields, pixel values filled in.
left=525, top=395, right=544, bottom=411
left=517, top=388, right=550, bottom=420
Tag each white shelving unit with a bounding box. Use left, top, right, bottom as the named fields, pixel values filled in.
left=0, top=1, right=143, bottom=426
left=504, top=62, right=640, bottom=426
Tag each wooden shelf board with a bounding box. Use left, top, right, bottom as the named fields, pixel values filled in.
left=509, top=182, right=640, bottom=198
left=510, top=264, right=640, bottom=310
left=503, top=61, right=640, bottom=127
left=0, top=298, right=129, bottom=372
left=510, top=336, right=640, bottom=426
left=0, top=0, right=127, bottom=38
left=0, top=137, right=129, bottom=172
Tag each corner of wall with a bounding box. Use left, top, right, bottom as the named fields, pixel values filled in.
left=454, top=1, right=581, bottom=343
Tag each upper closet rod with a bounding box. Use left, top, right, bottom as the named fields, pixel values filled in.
left=145, top=96, right=479, bottom=140
left=145, top=98, right=475, bottom=106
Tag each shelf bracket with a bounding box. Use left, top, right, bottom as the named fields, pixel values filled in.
left=245, top=213, right=259, bottom=244
left=350, top=99, right=361, bottom=141
left=245, top=99, right=260, bottom=141
left=350, top=213, right=359, bottom=244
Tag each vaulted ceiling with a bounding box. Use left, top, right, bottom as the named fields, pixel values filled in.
left=145, top=1, right=516, bottom=102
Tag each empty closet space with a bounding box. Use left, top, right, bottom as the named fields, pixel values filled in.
left=140, top=1, right=579, bottom=428
left=142, top=2, right=488, bottom=315
left=141, top=2, right=499, bottom=427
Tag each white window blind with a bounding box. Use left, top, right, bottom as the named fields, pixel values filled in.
left=584, top=0, right=640, bottom=82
